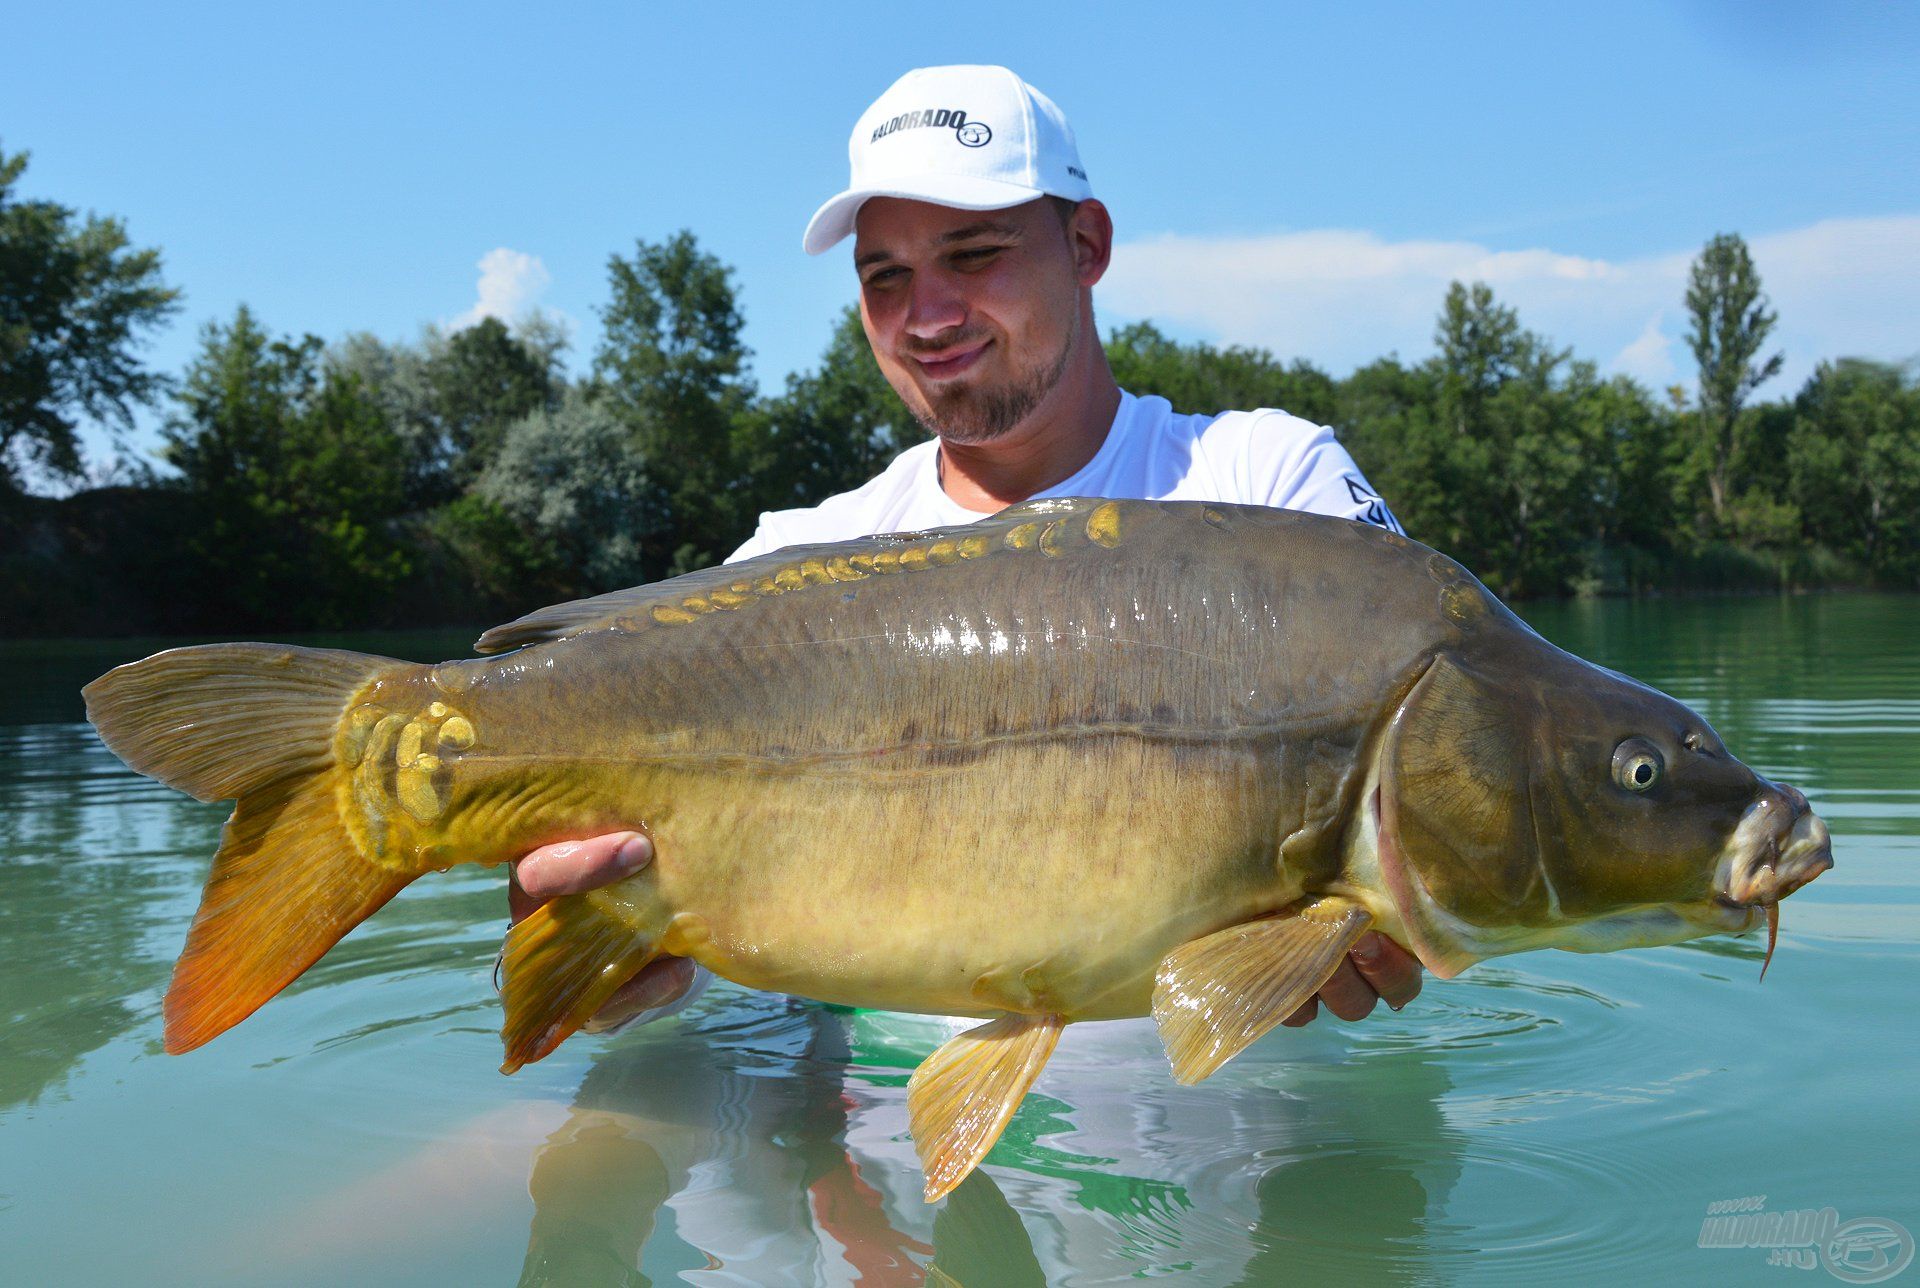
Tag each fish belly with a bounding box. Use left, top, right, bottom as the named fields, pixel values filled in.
left=616, top=734, right=1297, bottom=1020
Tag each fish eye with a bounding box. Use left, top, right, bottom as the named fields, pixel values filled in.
left=1612, top=739, right=1664, bottom=793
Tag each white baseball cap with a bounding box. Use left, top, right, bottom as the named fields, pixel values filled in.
left=803, top=64, right=1094, bottom=256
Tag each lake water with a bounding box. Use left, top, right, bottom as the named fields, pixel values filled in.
left=1, top=596, right=1915, bottom=1286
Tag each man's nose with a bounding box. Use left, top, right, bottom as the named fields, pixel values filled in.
left=903, top=269, right=967, bottom=339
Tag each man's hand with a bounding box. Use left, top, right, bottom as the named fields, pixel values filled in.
left=507, top=832, right=700, bottom=1032
left=1281, top=931, right=1423, bottom=1026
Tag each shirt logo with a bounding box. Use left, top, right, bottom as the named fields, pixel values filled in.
left=1344, top=475, right=1401, bottom=532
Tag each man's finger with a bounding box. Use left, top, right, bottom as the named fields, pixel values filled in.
left=1315, top=957, right=1379, bottom=1022
left=515, top=832, right=653, bottom=900
left=581, top=957, right=699, bottom=1033
left=1281, top=997, right=1318, bottom=1027
left=507, top=867, right=541, bottom=925
left=1348, top=931, right=1423, bottom=1011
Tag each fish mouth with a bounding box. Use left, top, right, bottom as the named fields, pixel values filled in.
left=1710, top=788, right=1834, bottom=978
left=1718, top=790, right=1834, bottom=906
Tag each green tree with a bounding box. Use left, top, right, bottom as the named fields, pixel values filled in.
left=1423, top=283, right=1518, bottom=567
left=0, top=146, right=179, bottom=489
left=425, top=317, right=559, bottom=493
left=1788, top=359, right=1920, bottom=583
left=1685, top=233, right=1783, bottom=527
left=1435, top=282, right=1523, bottom=437
left=1385, top=282, right=1616, bottom=596
left=1587, top=374, right=1685, bottom=586
left=475, top=389, right=664, bottom=596
left=1104, top=321, right=1337, bottom=425
left=1332, top=355, right=1446, bottom=536
left=594, top=231, right=755, bottom=574
left=328, top=317, right=564, bottom=511
left=326, top=330, right=439, bottom=510
left=162, top=306, right=410, bottom=626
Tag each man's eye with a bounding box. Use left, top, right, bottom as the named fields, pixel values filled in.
left=862, top=267, right=904, bottom=287
left=953, top=246, right=1003, bottom=266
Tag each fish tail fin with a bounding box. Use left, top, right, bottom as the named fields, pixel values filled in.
left=84, top=643, right=416, bottom=1053
left=499, top=897, right=659, bottom=1074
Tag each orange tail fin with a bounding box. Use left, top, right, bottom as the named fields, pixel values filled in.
left=84, top=643, right=414, bottom=1051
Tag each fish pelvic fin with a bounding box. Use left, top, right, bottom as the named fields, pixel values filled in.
left=907, top=1012, right=1063, bottom=1203
left=84, top=643, right=417, bottom=1053
left=499, top=897, right=660, bottom=1074
left=1153, top=896, right=1374, bottom=1085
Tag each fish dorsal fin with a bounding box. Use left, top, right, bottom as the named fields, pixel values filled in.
left=470, top=535, right=886, bottom=653
left=1153, top=897, right=1373, bottom=1085
left=473, top=558, right=773, bottom=654
left=907, top=1012, right=1064, bottom=1202
left=474, top=500, right=1139, bottom=654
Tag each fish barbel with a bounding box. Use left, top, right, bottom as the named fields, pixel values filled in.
left=84, top=498, right=1833, bottom=1200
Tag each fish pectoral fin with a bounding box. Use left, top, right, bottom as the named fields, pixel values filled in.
left=1153, top=896, right=1374, bottom=1085
left=907, top=1012, right=1064, bottom=1203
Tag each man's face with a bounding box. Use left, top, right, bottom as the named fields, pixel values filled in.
left=853, top=196, right=1096, bottom=444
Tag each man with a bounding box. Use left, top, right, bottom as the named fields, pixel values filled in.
left=509, top=64, right=1424, bottom=1034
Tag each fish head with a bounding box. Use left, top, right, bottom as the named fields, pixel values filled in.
left=1373, top=637, right=1832, bottom=978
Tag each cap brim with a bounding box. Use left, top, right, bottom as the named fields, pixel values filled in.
left=803, top=173, right=1050, bottom=255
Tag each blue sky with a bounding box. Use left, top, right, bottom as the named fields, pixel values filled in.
left=8, top=2, right=1918, bottom=473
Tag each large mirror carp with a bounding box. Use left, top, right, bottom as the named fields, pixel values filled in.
left=86, top=498, right=1832, bottom=1200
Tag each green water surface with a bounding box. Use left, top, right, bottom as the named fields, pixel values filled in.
left=0, top=596, right=1914, bottom=1285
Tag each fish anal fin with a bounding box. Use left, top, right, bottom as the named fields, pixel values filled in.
left=498, top=895, right=660, bottom=1073
left=1153, top=897, right=1374, bottom=1085
left=907, top=1013, right=1063, bottom=1203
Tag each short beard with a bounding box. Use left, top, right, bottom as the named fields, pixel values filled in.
left=906, top=308, right=1078, bottom=446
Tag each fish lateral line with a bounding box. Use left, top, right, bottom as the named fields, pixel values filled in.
left=452, top=717, right=1345, bottom=776
left=717, top=627, right=1229, bottom=669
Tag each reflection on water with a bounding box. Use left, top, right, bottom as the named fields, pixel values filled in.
left=347, top=993, right=1461, bottom=1285
left=519, top=1005, right=930, bottom=1285
left=1, top=598, right=1916, bottom=1285
left=0, top=722, right=208, bottom=1111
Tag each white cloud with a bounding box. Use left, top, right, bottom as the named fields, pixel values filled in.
left=1612, top=312, right=1678, bottom=389
left=452, top=247, right=552, bottom=330
left=1098, top=215, right=1920, bottom=394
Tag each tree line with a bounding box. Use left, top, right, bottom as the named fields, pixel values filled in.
left=4, top=143, right=1917, bottom=637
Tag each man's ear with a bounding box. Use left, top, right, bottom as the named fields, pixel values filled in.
left=1070, top=199, right=1113, bottom=287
